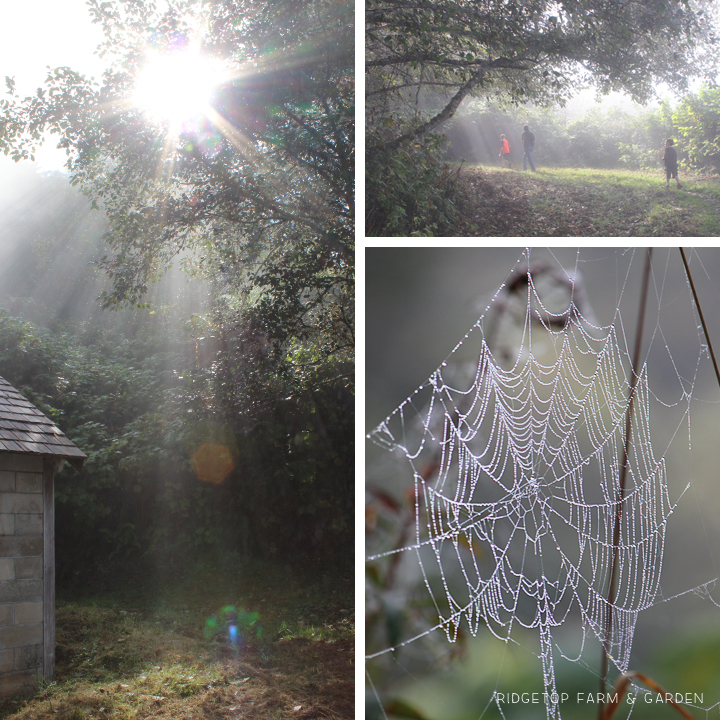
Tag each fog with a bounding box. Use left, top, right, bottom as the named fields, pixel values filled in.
left=0, top=161, right=209, bottom=331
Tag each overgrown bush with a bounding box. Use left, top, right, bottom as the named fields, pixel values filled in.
left=673, top=85, right=720, bottom=173
left=366, top=132, right=462, bottom=236
left=0, top=310, right=354, bottom=589
left=0, top=160, right=354, bottom=590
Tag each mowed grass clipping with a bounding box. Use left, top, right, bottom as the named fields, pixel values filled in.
left=0, top=570, right=354, bottom=720
left=454, top=166, right=720, bottom=236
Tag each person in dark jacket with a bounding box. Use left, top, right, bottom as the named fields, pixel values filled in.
left=663, top=138, right=682, bottom=189
left=521, top=124, right=536, bottom=171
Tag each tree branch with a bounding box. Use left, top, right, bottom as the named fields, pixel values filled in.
left=368, top=67, right=487, bottom=156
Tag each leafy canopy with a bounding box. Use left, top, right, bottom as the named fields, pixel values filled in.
left=367, top=0, right=718, bottom=152
left=0, top=1, right=355, bottom=578
left=1, top=0, right=353, bottom=352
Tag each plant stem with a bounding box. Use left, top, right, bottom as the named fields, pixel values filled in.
left=601, top=671, right=698, bottom=720
left=598, top=247, right=653, bottom=717
left=679, top=248, right=720, bottom=393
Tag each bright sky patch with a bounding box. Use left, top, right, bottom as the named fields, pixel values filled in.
left=134, top=49, right=227, bottom=129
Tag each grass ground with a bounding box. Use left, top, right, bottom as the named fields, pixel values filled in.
left=454, top=165, right=720, bottom=236
left=0, top=566, right=353, bottom=720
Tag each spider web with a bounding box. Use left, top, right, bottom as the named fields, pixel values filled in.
left=366, top=248, right=720, bottom=720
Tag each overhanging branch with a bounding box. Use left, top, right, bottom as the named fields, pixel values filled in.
left=367, top=67, right=487, bottom=157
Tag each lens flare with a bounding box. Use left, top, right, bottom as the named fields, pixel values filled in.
left=191, top=442, right=234, bottom=484
left=204, top=605, right=262, bottom=655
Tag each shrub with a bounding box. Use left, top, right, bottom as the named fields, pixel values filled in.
left=366, top=133, right=461, bottom=236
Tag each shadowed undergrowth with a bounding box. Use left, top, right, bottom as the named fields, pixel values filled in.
left=0, top=567, right=354, bottom=720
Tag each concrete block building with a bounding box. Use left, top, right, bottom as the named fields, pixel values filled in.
left=0, top=376, right=85, bottom=697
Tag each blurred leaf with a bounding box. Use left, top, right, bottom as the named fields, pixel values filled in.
left=384, top=699, right=431, bottom=720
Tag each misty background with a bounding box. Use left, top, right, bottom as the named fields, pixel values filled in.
left=0, top=159, right=209, bottom=328
left=440, top=96, right=679, bottom=170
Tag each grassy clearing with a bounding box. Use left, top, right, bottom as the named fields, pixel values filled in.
left=454, top=165, right=720, bottom=236
left=0, top=566, right=354, bottom=720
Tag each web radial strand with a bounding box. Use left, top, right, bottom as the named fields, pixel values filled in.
left=368, top=262, right=676, bottom=719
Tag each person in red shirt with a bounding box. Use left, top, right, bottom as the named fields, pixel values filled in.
left=499, top=134, right=511, bottom=168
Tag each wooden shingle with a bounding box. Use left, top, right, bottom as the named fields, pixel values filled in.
left=0, top=377, right=85, bottom=470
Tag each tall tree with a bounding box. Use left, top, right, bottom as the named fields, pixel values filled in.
left=1, top=0, right=353, bottom=361
left=367, top=0, right=717, bottom=155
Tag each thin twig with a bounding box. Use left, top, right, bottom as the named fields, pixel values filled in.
left=679, top=248, right=720, bottom=393
left=599, top=248, right=653, bottom=716
left=601, top=671, right=697, bottom=720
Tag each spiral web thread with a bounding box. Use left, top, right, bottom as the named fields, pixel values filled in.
left=366, top=252, right=715, bottom=719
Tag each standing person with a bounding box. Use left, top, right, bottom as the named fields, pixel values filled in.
left=663, top=138, right=682, bottom=189
left=521, top=124, right=536, bottom=171
left=499, top=134, right=511, bottom=168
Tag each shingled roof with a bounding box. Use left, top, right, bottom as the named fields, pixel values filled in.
left=0, top=376, right=86, bottom=471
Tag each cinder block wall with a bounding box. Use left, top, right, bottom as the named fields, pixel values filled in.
left=0, top=453, right=45, bottom=697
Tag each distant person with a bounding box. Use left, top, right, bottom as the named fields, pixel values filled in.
left=521, top=124, right=536, bottom=171
left=499, top=134, right=511, bottom=168
left=663, top=138, right=682, bottom=189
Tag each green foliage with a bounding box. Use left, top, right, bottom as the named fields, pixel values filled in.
left=0, top=306, right=353, bottom=584
left=673, top=85, right=720, bottom=172
left=0, top=192, right=354, bottom=581
left=367, top=0, right=716, bottom=154
left=249, top=238, right=354, bottom=358
left=366, top=133, right=461, bottom=236
left=442, top=91, right=720, bottom=175
left=0, top=0, right=353, bottom=353
left=0, top=0, right=355, bottom=584
left=565, top=117, right=621, bottom=168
